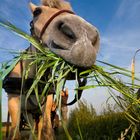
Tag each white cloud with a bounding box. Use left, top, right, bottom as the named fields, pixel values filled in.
left=88, top=0, right=140, bottom=113
left=65, top=82, right=116, bottom=115
left=99, top=0, right=140, bottom=68
left=116, top=0, right=140, bottom=21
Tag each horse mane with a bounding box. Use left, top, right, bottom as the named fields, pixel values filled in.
left=41, top=0, right=72, bottom=10
left=41, top=0, right=62, bottom=8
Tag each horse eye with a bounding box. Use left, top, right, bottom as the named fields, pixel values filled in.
left=33, top=8, right=42, bottom=17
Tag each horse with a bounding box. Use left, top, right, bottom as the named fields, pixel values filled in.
left=3, top=0, right=100, bottom=140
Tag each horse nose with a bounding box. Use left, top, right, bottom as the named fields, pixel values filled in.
left=58, top=22, right=76, bottom=41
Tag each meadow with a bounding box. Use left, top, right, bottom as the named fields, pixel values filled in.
left=2, top=101, right=137, bottom=140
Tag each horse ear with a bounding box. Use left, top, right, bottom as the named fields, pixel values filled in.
left=29, top=2, right=37, bottom=13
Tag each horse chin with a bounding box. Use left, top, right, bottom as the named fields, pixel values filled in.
left=45, top=39, right=96, bottom=68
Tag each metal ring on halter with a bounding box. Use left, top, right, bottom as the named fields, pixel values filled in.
left=39, top=9, right=75, bottom=39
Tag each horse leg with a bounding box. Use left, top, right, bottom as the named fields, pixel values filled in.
left=8, top=95, right=21, bottom=140
left=61, top=89, right=68, bottom=124
left=41, top=94, right=54, bottom=140
left=38, top=116, right=43, bottom=140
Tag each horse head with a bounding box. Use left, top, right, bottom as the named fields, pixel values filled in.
left=29, top=0, right=100, bottom=68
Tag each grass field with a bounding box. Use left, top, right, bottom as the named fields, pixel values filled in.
left=2, top=101, right=140, bottom=140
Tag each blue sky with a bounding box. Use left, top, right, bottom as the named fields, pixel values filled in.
left=0, top=0, right=140, bottom=121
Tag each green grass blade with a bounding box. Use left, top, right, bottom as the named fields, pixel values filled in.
left=97, top=60, right=131, bottom=73
left=0, top=20, right=45, bottom=54
left=1, top=56, right=21, bottom=80
left=76, top=118, right=83, bottom=140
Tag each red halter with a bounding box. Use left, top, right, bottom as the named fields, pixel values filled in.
left=39, top=9, right=75, bottom=39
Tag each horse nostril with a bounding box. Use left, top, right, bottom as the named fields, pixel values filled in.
left=58, top=22, right=64, bottom=30
left=58, top=22, right=76, bottom=40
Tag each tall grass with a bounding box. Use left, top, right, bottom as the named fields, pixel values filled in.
left=68, top=101, right=131, bottom=140
left=0, top=19, right=140, bottom=139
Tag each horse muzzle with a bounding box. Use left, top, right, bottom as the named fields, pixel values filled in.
left=41, top=12, right=100, bottom=67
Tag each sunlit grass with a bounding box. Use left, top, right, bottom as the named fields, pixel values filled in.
left=68, top=101, right=131, bottom=140
left=0, top=19, right=140, bottom=139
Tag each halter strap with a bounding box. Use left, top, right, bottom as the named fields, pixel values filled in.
left=39, top=9, right=75, bottom=39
